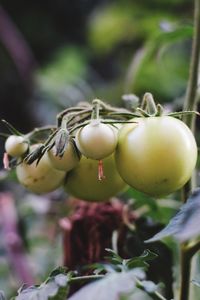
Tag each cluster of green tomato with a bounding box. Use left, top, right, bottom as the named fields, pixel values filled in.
left=4, top=96, right=198, bottom=201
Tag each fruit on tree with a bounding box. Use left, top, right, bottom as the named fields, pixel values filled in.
left=48, top=141, right=80, bottom=171
left=16, top=144, right=66, bottom=194
left=64, top=154, right=127, bottom=202
left=75, top=120, right=118, bottom=160
left=115, top=116, right=197, bottom=197
left=5, top=135, right=28, bottom=157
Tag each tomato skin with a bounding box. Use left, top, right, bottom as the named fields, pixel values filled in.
left=5, top=135, right=28, bottom=157
left=48, top=141, right=80, bottom=171
left=64, top=154, right=127, bottom=202
left=16, top=145, right=65, bottom=194
left=115, top=116, right=198, bottom=197
left=75, top=121, right=118, bottom=160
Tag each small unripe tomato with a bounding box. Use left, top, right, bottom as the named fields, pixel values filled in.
left=115, top=116, right=197, bottom=197
left=48, top=141, right=80, bottom=171
left=5, top=135, right=28, bottom=157
left=75, top=120, right=118, bottom=160
left=16, top=145, right=65, bottom=194
left=64, top=154, right=127, bottom=202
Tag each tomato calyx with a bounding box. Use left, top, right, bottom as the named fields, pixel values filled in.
left=136, top=92, right=200, bottom=119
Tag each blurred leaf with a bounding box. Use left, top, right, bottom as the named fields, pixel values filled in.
left=0, top=291, right=5, bottom=300
left=125, top=25, right=192, bottom=100
left=37, top=47, right=87, bottom=87
left=68, top=271, right=137, bottom=300
left=88, top=3, right=179, bottom=54
left=68, top=269, right=164, bottom=300
left=105, top=248, right=123, bottom=265
left=127, top=187, right=158, bottom=210
left=125, top=250, right=158, bottom=270
left=192, top=279, right=200, bottom=288
left=146, top=189, right=200, bottom=243
left=127, top=188, right=179, bottom=224
left=14, top=267, right=71, bottom=300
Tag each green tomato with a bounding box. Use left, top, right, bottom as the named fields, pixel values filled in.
left=48, top=141, right=80, bottom=171
left=115, top=116, right=197, bottom=197
left=5, top=135, right=28, bottom=157
left=64, top=154, right=127, bottom=202
left=16, top=145, right=65, bottom=194
left=75, top=120, right=118, bottom=160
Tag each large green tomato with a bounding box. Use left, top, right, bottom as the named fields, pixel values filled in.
left=64, top=155, right=127, bottom=202
left=16, top=145, right=66, bottom=194
left=115, top=116, right=197, bottom=197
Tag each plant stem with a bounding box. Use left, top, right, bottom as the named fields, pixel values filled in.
left=179, top=0, right=200, bottom=299
left=182, top=0, right=200, bottom=202
left=70, top=274, right=104, bottom=282
left=179, top=246, right=192, bottom=300
left=187, top=240, right=200, bottom=257
left=135, top=278, right=167, bottom=300
left=91, top=99, right=100, bottom=120
left=183, top=0, right=200, bottom=129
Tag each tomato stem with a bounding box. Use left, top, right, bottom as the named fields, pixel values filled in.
left=92, top=99, right=101, bottom=120
left=142, top=93, right=158, bottom=116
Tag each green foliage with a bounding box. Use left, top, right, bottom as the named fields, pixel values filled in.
left=13, top=268, right=71, bottom=300
left=68, top=270, right=154, bottom=300
left=105, top=248, right=158, bottom=270
left=127, top=187, right=180, bottom=225
left=146, top=189, right=200, bottom=243
left=9, top=250, right=164, bottom=300
left=38, top=47, right=87, bottom=86
left=88, top=3, right=178, bottom=55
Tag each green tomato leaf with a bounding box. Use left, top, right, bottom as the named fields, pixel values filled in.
left=104, top=248, right=123, bottom=265
left=13, top=267, right=71, bottom=300
left=68, top=270, right=138, bottom=300
left=125, top=250, right=158, bottom=270
left=146, top=189, right=200, bottom=243
left=68, top=269, right=164, bottom=300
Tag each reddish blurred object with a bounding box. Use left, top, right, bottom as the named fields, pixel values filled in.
left=60, top=198, right=136, bottom=270
left=0, top=192, right=34, bottom=285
